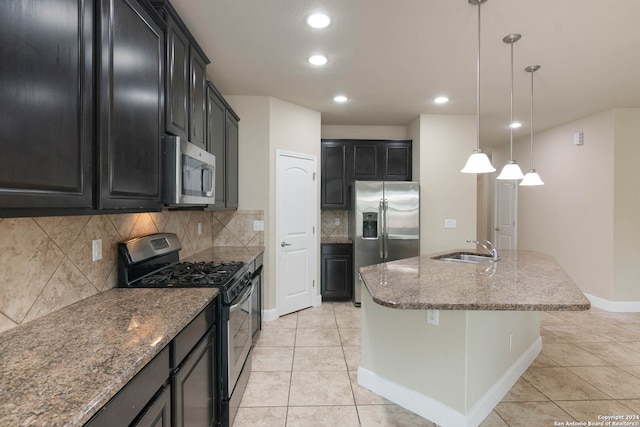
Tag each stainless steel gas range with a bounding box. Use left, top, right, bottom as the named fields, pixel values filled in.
left=118, top=233, right=260, bottom=427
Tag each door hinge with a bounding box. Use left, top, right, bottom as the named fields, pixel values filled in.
left=313, top=280, right=315, bottom=288
left=313, top=226, right=315, bottom=234
left=313, top=172, right=317, bottom=181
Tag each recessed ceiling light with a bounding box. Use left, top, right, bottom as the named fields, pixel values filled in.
left=434, top=96, right=449, bottom=104
left=333, top=95, right=348, bottom=103
left=308, top=55, right=328, bottom=66
left=509, top=122, right=522, bottom=129
left=307, top=13, right=331, bottom=29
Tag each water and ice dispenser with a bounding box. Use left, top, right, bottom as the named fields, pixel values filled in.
left=362, top=212, right=378, bottom=239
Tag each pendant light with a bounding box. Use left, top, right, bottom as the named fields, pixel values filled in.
left=461, top=0, right=496, bottom=173
left=496, top=34, right=525, bottom=180
left=520, top=65, right=545, bottom=186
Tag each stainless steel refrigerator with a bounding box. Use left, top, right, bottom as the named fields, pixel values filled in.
left=348, top=181, right=420, bottom=306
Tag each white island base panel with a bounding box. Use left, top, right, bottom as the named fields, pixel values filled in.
left=358, top=288, right=542, bottom=427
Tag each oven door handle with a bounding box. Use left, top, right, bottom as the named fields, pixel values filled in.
left=229, top=282, right=253, bottom=311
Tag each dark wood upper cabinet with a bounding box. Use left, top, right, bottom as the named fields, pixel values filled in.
left=351, top=143, right=381, bottom=180
left=163, top=14, right=189, bottom=140
left=321, top=142, right=348, bottom=209
left=0, top=0, right=94, bottom=211
left=321, top=139, right=412, bottom=209
left=206, top=81, right=239, bottom=210
left=189, top=51, right=208, bottom=149
left=97, top=0, right=164, bottom=210
left=152, top=0, right=209, bottom=150
left=382, top=141, right=413, bottom=181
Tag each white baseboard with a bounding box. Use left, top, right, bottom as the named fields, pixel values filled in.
left=358, top=337, right=542, bottom=427
left=261, top=308, right=279, bottom=322
left=584, top=293, right=640, bottom=312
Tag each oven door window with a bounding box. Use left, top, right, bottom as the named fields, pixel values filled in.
left=182, top=155, right=214, bottom=197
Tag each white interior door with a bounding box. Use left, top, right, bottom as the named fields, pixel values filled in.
left=495, top=180, right=518, bottom=249
left=276, top=150, right=317, bottom=316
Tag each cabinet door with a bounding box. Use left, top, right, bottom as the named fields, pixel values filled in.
left=350, top=142, right=382, bottom=180
left=321, top=142, right=348, bottom=209
left=97, top=0, right=164, bottom=210
left=164, top=15, right=189, bottom=139
left=382, top=141, right=412, bottom=181
left=133, top=384, right=171, bottom=427
left=225, top=111, right=239, bottom=209
left=173, top=329, right=215, bottom=427
left=206, top=83, right=227, bottom=209
left=321, top=244, right=353, bottom=301
left=0, top=0, right=93, bottom=211
left=189, top=50, right=207, bottom=149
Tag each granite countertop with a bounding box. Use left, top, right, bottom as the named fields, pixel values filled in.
left=321, top=237, right=352, bottom=244
left=0, top=287, right=219, bottom=427
left=359, top=249, right=591, bottom=311
left=184, top=246, right=264, bottom=266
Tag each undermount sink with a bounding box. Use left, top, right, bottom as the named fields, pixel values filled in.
left=432, top=252, right=495, bottom=264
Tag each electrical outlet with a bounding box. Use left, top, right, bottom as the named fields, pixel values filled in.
left=253, top=220, right=264, bottom=231
left=334, top=218, right=341, bottom=226
left=427, top=309, right=439, bottom=325
left=197, top=223, right=203, bottom=236
left=444, top=219, right=457, bottom=229
left=92, top=239, right=102, bottom=262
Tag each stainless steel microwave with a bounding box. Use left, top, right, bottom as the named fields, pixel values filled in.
left=163, top=135, right=216, bottom=206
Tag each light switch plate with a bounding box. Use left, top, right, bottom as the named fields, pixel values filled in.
left=92, top=239, right=102, bottom=262
left=427, top=309, right=439, bottom=325
left=444, top=219, right=457, bottom=229
left=253, top=220, right=264, bottom=231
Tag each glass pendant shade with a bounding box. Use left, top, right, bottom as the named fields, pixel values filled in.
left=461, top=150, right=496, bottom=173
left=497, top=160, right=525, bottom=180
left=520, top=169, right=544, bottom=186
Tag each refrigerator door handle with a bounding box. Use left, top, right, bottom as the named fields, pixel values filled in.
left=382, top=198, right=389, bottom=259
left=379, top=198, right=385, bottom=258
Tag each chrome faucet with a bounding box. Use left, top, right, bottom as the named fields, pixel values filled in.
left=466, top=239, right=499, bottom=260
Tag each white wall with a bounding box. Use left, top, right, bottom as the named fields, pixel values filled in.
left=414, top=114, right=478, bottom=254
left=226, top=95, right=321, bottom=311
left=612, top=109, right=640, bottom=301
left=493, top=109, right=636, bottom=303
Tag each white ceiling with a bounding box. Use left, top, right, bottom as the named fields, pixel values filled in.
left=170, top=0, right=640, bottom=146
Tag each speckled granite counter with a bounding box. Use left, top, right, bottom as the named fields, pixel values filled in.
left=0, top=287, right=218, bottom=427
left=184, top=246, right=264, bottom=266
left=320, top=237, right=352, bottom=244
left=359, top=249, right=590, bottom=311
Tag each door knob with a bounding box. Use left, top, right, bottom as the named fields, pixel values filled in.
left=281, top=241, right=292, bottom=247
left=495, top=227, right=500, bottom=232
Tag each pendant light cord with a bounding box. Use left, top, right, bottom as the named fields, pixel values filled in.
left=529, top=68, right=534, bottom=169
left=509, top=40, right=514, bottom=160
left=476, top=2, right=481, bottom=151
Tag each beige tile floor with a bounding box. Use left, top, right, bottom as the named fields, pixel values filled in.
left=233, top=303, right=640, bottom=427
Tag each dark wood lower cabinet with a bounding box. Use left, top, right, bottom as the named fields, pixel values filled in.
left=321, top=243, right=353, bottom=301
left=172, top=329, right=215, bottom=427
left=84, top=302, right=217, bottom=427
left=135, top=384, right=172, bottom=427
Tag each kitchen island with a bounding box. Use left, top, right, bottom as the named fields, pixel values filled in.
left=357, top=249, right=590, bottom=427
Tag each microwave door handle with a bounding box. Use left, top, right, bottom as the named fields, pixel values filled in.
left=202, top=168, right=214, bottom=196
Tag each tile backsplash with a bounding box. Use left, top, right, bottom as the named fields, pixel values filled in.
left=0, top=209, right=263, bottom=333
left=321, top=210, right=348, bottom=238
